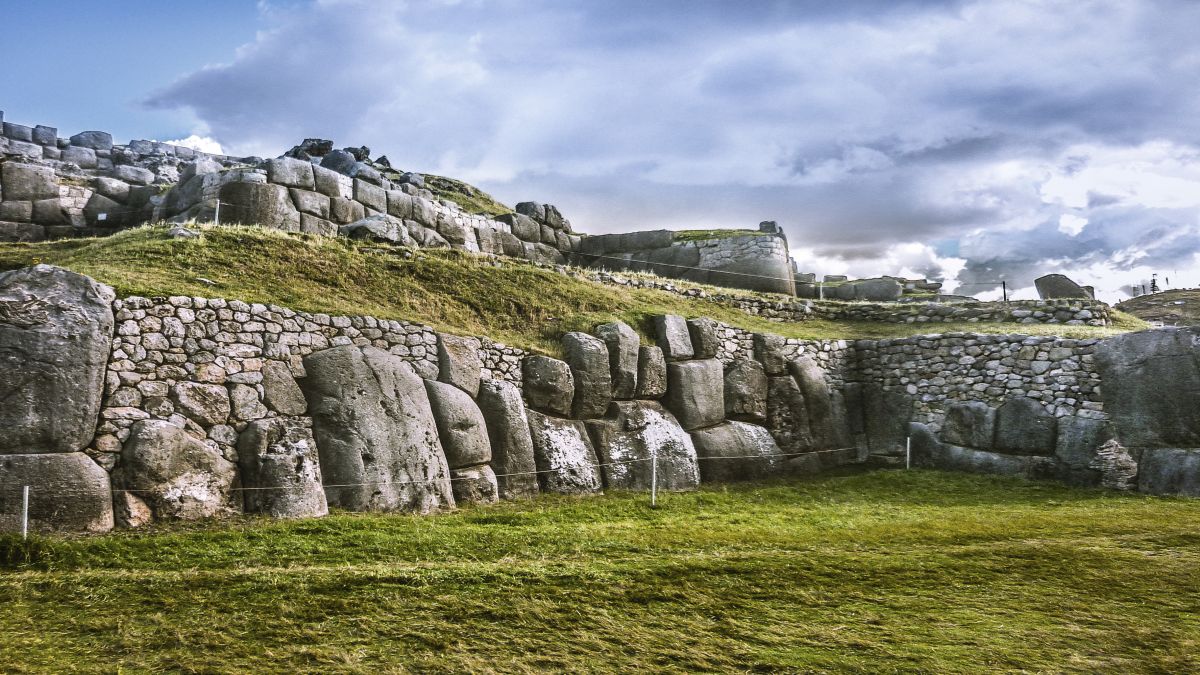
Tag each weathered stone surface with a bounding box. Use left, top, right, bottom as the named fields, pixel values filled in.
left=594, top=321, right=639, bottom=399
left=766, top=374, right=812, bottom=452
left=526, top=410, right=603, bottom=494
left=0, top=265, right=115, bottom=454
left=788, top=357, right=850, bottom=449
left=940, top=401, right=996, bottom=450
left=354, top=178, right=387, bottom=212
left=94, top=176, right=131, bottom=202
left=522, top=355, right=574, bottom=416
left=313, top=164, right=351, bottom=199
left=266, top=157, right=316, bottom=189
left=112, top=165, right=154, bottom=185
left=654, top=314, right=694, bottom=361
left=1137, top=448, right=1200, bottom=496
left=329, top=197, right=365, bottom=224
left=219, top=182, right=300, bottom=232
left=1095, top=327, right=1200, bottom=448
left=686, top=317, right=720, bottom=360
left=563, top=331, right=613, bottom=419
left=261, top=360, right=307, bottom=415
left=994, top=396, right=1057, bottom=455
left=437, top=333, right=482, bottom=398
left=585, top=400, right=700, bottom=491
left=1035, top=273, right=1092, bottom=300
left=117, top=420, right=240, bottom=521
left=237, top=418, right=328, bottom=519
left=724, top=359, right=768, bottom=423
left=917, top=440, right=1057, bottom=479
left=451, top=464, right=500, bottom=505
left=339, top=214, right=410, bottom=245
left=424, top=380, right=492, bottom=469
left=290, top=188, right=331, bottom=218
left=496, top=212, right=540, bottom=242
left=0, top=453, right=113, bottom=533
left=691, top=421, right=785, bottom=482
left=68, top=131, right=113, bottom=151
left=1, top=163, right=58, bottom=201
left=846, top=277, right=904, bottom=301
left=664, top=359, right=725, bottom=431
left=861, top=385, right=911, bottom=457
left=476, top=379, right=539, bottom=499
left=636, top=346, right=667, bottom=399
left=1054, top=416, right=1113, bottom=488
left=171, top=382, right=230, bottom=426
left=301, top=345, right=455, bottom=513
left=62, top=145, right=98, bottom=168
left=753, top=332, right=788, bottom=375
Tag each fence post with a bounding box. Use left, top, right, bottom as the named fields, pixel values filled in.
left=21, top=485, right=30, bottom=541
left=214, top=199, right=221, bottom=226
left=906, top=437, right=911, bottom=470
left=650, top=447, right=658, bottom=508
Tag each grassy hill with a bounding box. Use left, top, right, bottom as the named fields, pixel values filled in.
left=0, top=225, right=1144, bottom=353
left=2, top=470, right=1198, bottom=672
left=1115, top=289, right=1200, bottom=327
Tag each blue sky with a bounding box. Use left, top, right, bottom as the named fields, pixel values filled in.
left=4, top=0, right=1200, bottom=300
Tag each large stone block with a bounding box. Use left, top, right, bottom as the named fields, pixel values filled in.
left=862, top=385, right=911, bottom=457
left=496, top=212, right=541, bottom=242
left=1053, top=416, right=1114, bottom=488
left=765, top=374, right=812, bottom=453
left=691, top=421, right=786, bottom=483
left=664, top=359, right=725, bottom=431
left=261, top=360, right=307, bottom=415
left=724, top=359, right=767, bottom=423
left=1137, top=447, right=1200, bottom=497
left=788, top=357, right=849, bottom=449
left=1, top=163, right=58, bottom=201
left=171, top=382, right=230, bottom=427
left=62, top=145, right=98, bottom=169
left=687, top=317, right=720, bottom=360
left=522, top=355, right=574, bottom=416
left=477, top=379, right=539, bottom=499
left=0, top=453, right=113, bottom=533
left=914, top=440, right=1056, bottom=480
left=753, top=333, right=788, bottom=375
left=1035, top=273, right=1092, bottom=300
left=313, top=164, right=352, bottom=199
left=353, top=178, right=387, bottom=212
left=940, top=401, right=996, bottom=450
left=219, top=181, right=300, bottom=231
left=339, top=214, right=411, bottom=245
left=585, top=400, right=699, bottom=491
left=68, top=131, right=113, bottom=151
left=526, top=410, right=603, bottom=495
left=563, top=331, right=613, bottom=419
left=290, top=188, right=330, bottom=218
left=116, top=420, right=240, bottom=521
left=301, top=345, right=455, bottom=513
left=635, top=346, right=667, bottom=399
left=329, top=197, right=366, bottom=224
left=451, top=464, right=500, bottom=505
left=437, top=333, right=482, bottom=397
left=266, top=156, right=316, bottom=189
left=237, top=418, right=328, bottom=519
left=424, top=380, right=492, bottom=469
left=112, top=165, right=155, bottom=186
left=654, top=314, right=694, bottom=361
left=994, top=396, right=1057, bottom=455
left=1095, top=327, right=1200, bottom=448
left=594, top=321, right=639, bottom=400
left=0, top=265, right=115, bottom=454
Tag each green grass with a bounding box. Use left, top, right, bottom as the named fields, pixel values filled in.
left=405, top=173, right=514, bottom=216
left=671, top=228, right=769, bottom=242
left=1116, top=288, right=1200, bottom=327
left=2, top=470, right=1198, bottom=672
left=0, top=225, right=1136, bottom=354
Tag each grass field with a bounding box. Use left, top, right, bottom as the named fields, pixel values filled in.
left=2, top=470, right=1198, bottom=673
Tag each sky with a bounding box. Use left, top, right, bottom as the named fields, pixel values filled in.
left=3, top=0, right=1199, bottom=301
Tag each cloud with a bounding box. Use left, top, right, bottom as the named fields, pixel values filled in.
left=142, top=0, right=1200, bottom=302
left=161, top=134, right=224, bottom=155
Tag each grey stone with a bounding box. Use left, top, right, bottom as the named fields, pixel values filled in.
left=1054, top=416, right=1113, bottom=488
left=62, top=145, right=98, bottom=168
left=237, top=418, right=328, bottom=519
left=0, top=201, right=31, bottom=222
left=940, top=401, right=996, bottom=450
left=32, top=125, right=57, bottom=146
left=266, top=157, right=316, bottom=189
left=229, top=383, right=268, bottom=421
left=635, top=346, right=667, bottom=399
left=3, top=122, right=33, bottom=142
left=171, top=382, right=231, bottom=426
left=329, top=197, right=365, bottom=224
left=664, top=359, right=725, bottom=431
left=789, top=357, right=849, bottom=449
left=386, top=190, right=414, bottom=220
left=85, top=193, right=129, bottom=225
left=0, top=265, right=115, bottom=454
left=846, top=277, right=904, bottom=301
left=219, top=182, right=300, bottom=232
left=179, top=158, right=222, bottom=183
left=522, top=355, right=574, bottom=416
left=862, top=385, right=911, bottom=457
left=94, top=176, right=131, bottom=202
left=424, top=380, right=492, bottom=469
left=477, top=379, right=539, bottom=499
left=117, top=420, right=240, bottom=521
left=765, top=375, right=812, bottom=453
left=497, top=213, right=541, bottom=242
left=594, top=321, right=640, bottom=399
left=1035, top=273, right=1092, bottom=300
left=300, top=214, right=337, bottom=236
left=915, top=439, right=1056, bottom=479
left=753, top=333, right=788, bottom=375
left=31, top=199, right=64, bottom=225
left=0, top=453, right=113, bottom=533
left=654, top=314, right=694, bottom=361
left=686, top=317, right=720, bottom=359
left=68, top=131, right=113, bottom=151
left=691, top=421, right=786, bottom=483
left=1095, top=327, right=1200, bottom=448
left=526, top=410, right=603, bottom=494
left=339, top=214, right=410, bottom=245
left=261, top=360, right=307, bottom=415
left=586, top=400, right=700, bottom=491
left=437, top=333, right=482, bottom=398
left=353, top=178, right=387, bottom=212
left=724, top=359, right=767, bottom=423
left=312, top=164, right=350, bottom=199
left=302, top=345, right=455, bottom=513
left=290, top=189, right=331, bottom=218
left=451, top=465, right=500, bottom=505
left=112, top=165, right=155, bottom=186
left=563, top=331, right=613, bottom=419
left=319, top=149, right=357, bottom=175
left=1, top=163, right=58, bottom=201
left=994, top=396, right=1057, bottom=455
left=1137, top=448, right=1200, bottom=496
left=515, top=201, right=546, bottom=222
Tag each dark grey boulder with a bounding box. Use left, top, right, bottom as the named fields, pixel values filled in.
left=451, top=465, right=500, bottom=505
left=753, top=333, right=788, bottom=375
left=654, top=314, right=694, bottom=361
left=594, top=321, right=639, bottom=400
left=522, top=355, right=574, bottom=416
left=68, top=130, right=113, bottom=151
left=62, top=145, right=98, bottom=169
left=1035, top=273, right=1092, bottom=300
left=112, top=165, right=155, bottom=186
left=765, top=375, right=812, bottom=453
left=687, top=317, right=720, bottom=359
left=789, top=357, right=849, bottom=449
left=0, top=453, right=113, bottom=533
left=437, top=333, right=482, bottom=398
left=994, top=397, right=1057, bottom=455
left=636, top=346, right=667, bottom=399
left=1053, top=416, right=1113, bottom=488
left=1095, top=327, right=1200, bottom=448
left=940, top=401, right=996, bottom=450
left=117, top=420, right=240, bottom=521
left=1, top=162, right=59, bottom=201
left=563, top=331, right=613, bottom=419
left=724, top=359, right=768, bottom=423
left=862, top=385, right=912, bottom=457
left=515, top=201, right=546, bottom=222
left=301, top=345, right=455, bottom=513
left=0, top=265, right=115, bottom=454
left=424, top=380, right=492, bottom=469
left=339, top=214, right=411, bottom=245
left=1136, top=448, right=1200, bottom=496
left=237, top=418, right=328, bottom=519
left=526, top=410, right=603, bottom=494
left=585, top=401, right=700, bottom=491
left=261, top=360, right=307, bottom=415
left=476, top=379, right=539, bottom=499
left=218, top=182, right=300, bottom=231
left=664, top=359, right=725, bottom=431
left=319, top=149, right=358, bottom=175
left=691, top=421, right=786, bottom=483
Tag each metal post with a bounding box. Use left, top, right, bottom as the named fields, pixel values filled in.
left=650, top=447, right=658, bottom=508
left=214, top=200, right=221, bottom=226
left=906, top=437, right=911, bottom=470
left=1002, top=280, right=1008, bottom=303
left=21, top=486, right=29, bottom=541
left=819, top=280, right=824, bottom=301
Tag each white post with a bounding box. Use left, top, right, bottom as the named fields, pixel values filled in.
left=650, top=447, right=658, bottom=508
left=21, top=485, right=29, bottom=541
left=819, top=280, right=824, bottom=301
left=906, top=437, right=911, bottom=470
left=214, top=200, right=221, bottom=226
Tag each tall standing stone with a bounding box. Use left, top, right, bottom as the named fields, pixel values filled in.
left=476, top=380, right=539, bottom=499
left=664, top=359, right=725, bottom=430
left=594, top=321, right=640, bottom=399
left=237, top=418, right=328, bottom=519
left=526, top=410, right=603, bottom=495
left=654, top=314, right=694, bottom=361
left=563, top=332, right=612, bottom=419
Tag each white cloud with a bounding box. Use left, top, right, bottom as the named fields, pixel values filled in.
left=161, top=134, right=225, bottom=155
left=1058, top=214, right=1088, bottom=236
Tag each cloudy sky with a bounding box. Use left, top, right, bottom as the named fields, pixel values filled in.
left=4, top=0, right=1200, bottom=301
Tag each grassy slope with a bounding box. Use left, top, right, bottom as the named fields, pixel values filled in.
left=1115, top=289, right=1200, bottom=327
left=671, top=228, right=769, bottom=242
left=408, top=173, right=514, bottom=217
left=0, top=226, right=1143, bottom=354
left=1, top=471, right=1198, bottom=672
